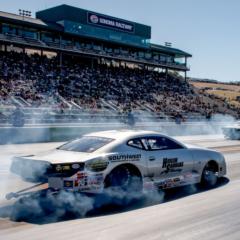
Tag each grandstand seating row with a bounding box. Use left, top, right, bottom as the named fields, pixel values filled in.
left=0, top=50, right=238, bottom=123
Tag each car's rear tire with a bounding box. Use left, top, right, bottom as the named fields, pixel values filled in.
left=201, top=162, right=219, bottom=188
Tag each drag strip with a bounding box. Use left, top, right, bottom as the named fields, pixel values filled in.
left=212, top=145, right=240, bottom=153
left=0, top=135, right=240, bottom=240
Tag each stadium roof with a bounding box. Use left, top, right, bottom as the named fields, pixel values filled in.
left=0, top=11, right=63, bottom=32
left=36, top=4, right=151, bottom=40
left=151, top=43, right=192, bottom=57
left=36, top=4, right=151, bottom=29
left=0, top=11, right=47, bottom=27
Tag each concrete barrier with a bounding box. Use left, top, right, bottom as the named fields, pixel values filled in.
left=0, top=121, right=227, bottom=144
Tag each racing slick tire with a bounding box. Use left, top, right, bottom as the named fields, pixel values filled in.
left=104, top=165, right=142, bottom=194
left=200, top=161, right=219, bottom=188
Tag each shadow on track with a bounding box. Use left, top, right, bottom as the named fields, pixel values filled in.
left=0, top=177, right=229, bottom=224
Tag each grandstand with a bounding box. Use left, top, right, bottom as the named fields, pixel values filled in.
left=0, top=4, right=238, bottom=125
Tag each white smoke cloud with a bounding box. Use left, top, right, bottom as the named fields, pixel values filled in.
left=0, top=113, right=235, bottom=223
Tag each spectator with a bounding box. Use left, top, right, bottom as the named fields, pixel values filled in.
left=0, top=50, right=238, bottom=120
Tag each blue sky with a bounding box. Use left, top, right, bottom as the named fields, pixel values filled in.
left=1, top=0, right=240, bottom=82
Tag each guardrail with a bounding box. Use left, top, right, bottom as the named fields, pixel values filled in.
left=0, top=121, right=230, bottom=144
left=0, top=106, right=206, bottom=122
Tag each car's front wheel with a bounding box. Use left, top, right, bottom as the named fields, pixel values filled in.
left=104, top=165, right=142, bottom=194
left=201, top=162, right=219, bottom=188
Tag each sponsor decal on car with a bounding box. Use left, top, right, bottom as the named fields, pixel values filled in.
left=161, top=158, right=184, bottom=174
left=78, top=176, right=88, bottom=187
left=55, top=164, right=71, bottom=172
left=75, top=172, right=104, bottom=187
left=88, top=173, right=104, bottom=185
left=56, top=164, right=62, bottom=172
left=155, top=175, right=184, bottom=189
left=72, top=163, right=81, bottom=169
left=108, top=154, right=141, bottom=162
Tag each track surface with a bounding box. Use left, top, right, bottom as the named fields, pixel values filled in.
left=0, top=134, right=240, bottom=240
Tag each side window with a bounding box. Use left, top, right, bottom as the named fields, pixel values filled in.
left=160, top=137, right=183, bottom=150
left=147, top=137, right=168, bottom=150
left=127, top=138, right=144, bottom=150
left=143, top=137, right=183, bottom=151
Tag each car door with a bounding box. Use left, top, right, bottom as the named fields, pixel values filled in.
left=143, top=136, right=193, bottom=179
left=126, top=138, right=149, bottom=175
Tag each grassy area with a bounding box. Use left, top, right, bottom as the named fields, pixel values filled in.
left=190, top=81, right=240, bottom=107
left=190, top=81, right=240, bottom=92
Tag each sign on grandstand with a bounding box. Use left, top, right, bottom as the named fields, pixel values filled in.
left=87, top=12, right=135, bottom=33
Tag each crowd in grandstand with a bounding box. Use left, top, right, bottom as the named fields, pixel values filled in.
left=0, top=32, right=183, bottom=69
left=0, top=50, right=239, bottom=123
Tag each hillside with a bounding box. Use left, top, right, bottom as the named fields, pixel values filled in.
left=190, top=81, right=240, bottom=108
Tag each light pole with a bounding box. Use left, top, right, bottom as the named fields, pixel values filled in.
left=19, top=9, right=32, bottom=20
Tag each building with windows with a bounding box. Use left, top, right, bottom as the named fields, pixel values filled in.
left=0, top=4, right=191, bottom=78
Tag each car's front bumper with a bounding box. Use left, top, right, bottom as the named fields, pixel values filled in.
left=48, top=171, right=105, bottom=194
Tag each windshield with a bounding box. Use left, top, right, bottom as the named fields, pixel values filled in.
left=58, top=136, right=114, bottom=153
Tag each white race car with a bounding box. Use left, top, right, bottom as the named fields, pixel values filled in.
left=222, top=122, right=240, bottom=140
left=11, top=130, right=227, bottom=194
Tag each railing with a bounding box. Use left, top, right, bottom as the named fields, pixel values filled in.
left=0, top=105, right=207, bottom=125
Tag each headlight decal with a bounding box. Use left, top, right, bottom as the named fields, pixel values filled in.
left=85, top=159, right=109, bottom=172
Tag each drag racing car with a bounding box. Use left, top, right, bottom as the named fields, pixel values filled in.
left=10, top=130, right=226, bottom=196
left=222, top=122, right=240, bottom=140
